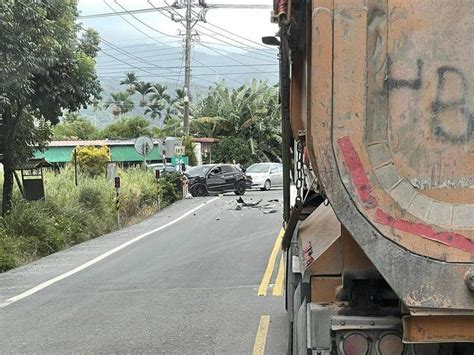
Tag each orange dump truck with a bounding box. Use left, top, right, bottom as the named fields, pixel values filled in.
left=270, top=1, right=474, bottom=353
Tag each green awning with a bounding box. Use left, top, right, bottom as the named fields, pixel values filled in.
left=34, top=147, right=74, bottom=163
left=111, top=146, right=161, bottom=162
left=33, top=144, right=162, bottom=163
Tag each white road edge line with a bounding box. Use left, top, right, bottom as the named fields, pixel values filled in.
left=0, top=197, right=219, bottom=308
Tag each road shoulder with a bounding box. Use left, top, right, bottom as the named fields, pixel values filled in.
left=0, top=196, right=216, bottom=305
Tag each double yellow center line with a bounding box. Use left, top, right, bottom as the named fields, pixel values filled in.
left=258, top=228, right=285, bottom=296
left=252, top=228, right=287, bottom=355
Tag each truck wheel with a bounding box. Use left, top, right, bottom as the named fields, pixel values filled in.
left=234, top=181, right=246, bottom=195
left=192, top=184, right=206, bottom=197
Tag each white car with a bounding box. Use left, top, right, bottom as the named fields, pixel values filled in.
left=246, top=162, right=283, bottom=190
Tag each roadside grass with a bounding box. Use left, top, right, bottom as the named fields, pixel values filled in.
left=0, top=168, right=182, bottom=272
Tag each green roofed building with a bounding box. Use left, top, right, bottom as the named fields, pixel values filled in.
left=34, top=140, right=163, bottom=165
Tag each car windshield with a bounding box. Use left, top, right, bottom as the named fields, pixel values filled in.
left=246, top=164, right=271, bottom=173
left=185, top=165, right=212, bottom=177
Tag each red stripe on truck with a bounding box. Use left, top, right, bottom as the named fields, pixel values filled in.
left=337, top=136, right=378, bottom=209
left=338, top=135, right=474, bottom=254
left=374, top=209, right=474, bottom=254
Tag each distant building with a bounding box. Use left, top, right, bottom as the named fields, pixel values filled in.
left=191, top=137, right=218, bottom=164
left=33, top=140, right=163, bottom=166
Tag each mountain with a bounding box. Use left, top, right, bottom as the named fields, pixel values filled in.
left=79, top=43, right=279, bottom=127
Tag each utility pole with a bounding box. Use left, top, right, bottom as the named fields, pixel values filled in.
left=170, top=0, right=272, bottom=136
left=183, top=0, right=192, bottom=136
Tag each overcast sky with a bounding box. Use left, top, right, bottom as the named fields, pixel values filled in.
left=77, top=0, right=278, bottom=52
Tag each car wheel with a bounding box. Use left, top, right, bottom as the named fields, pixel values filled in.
left=192, top=184, right=207, bottom=197
left=234, top=180, right=246, bottom=195
left=264, top=179, right=271, bottom=191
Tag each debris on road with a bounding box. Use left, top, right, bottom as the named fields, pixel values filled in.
left=236, top=197, right=262, bottom=207
left=235, top=204, right=243, bottom=210
left=264, top=209, right=277, bottom=214
left=216, top=217, right=221, bottom=221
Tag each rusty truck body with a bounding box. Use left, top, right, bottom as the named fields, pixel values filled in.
left=270, top=0, right=474, bottom=353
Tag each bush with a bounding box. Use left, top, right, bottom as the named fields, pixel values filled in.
left=75, top=145, right=110, bottom=177
left=119, top=168, right=158, bottom=221
left=0, top=228, right=21, bottom=272
left=159, top=172, right=182, bottom=206
left=0, top=166, right=183, bottom=273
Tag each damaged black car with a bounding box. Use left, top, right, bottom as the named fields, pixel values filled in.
left=185, top=164, right=251, bottom=197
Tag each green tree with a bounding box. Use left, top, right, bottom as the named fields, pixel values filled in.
left=75, top=146, right=110, bottom=177
left=0, top=0, right=101, bottom=215
left=120, top=72, right=138, bottom=95
left=135, top=81, right=152, bottom=108
left=52, top=113, right=99, bottom=140
left=104, top=91, right=134, bottom=119
left=101, top=117, right=152, bottom=139
left=192, top=80, right=281, bottom=161
left=145, top=83, right=170, bottom=120
left=182, top=136, right=197, bottom=166
left=212, top=137, right=253, bottom=167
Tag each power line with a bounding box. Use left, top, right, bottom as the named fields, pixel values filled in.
left=78, top=6, right=173, bottom=19
left=195, top=41, right=269, bottom=72
left=199, top=19, right=273, bottom=50
left=113, top=1, right=180, bottom=38
left=98, top=63, right=278, bottom=70
left=97, top=57, right=184, bottom=68
left=196, top=39, right=275, bottom=52
left=102, top=1, right=177, bottom=47
left=195, top=26, right=276, bottom=60
left=99, top=71, right=278, bottom=78
left=29, top=0, right=183, bottom=78
left=194, top=38, right=277, bottom=63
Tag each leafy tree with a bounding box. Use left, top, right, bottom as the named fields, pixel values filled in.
left=52, top=113, right=99, bottom=140
left=212, top=137, right=254, bottom=167
left=104, top=91, right=134, bottom=119
left=0, top=0, right=101, bottom=215
left=101, top=116, right=152, bottom=139
left=192, top=80, right=281, bottom=161
left=75, top=146, right=110, bottom=177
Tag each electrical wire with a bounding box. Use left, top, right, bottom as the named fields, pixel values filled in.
left=194, top=41, right=270, bottom=73
left=193, top=40, right=276, bottom=63
left=194, top=26, right=276, bottom=60
left=199, top=19, right=273, bottom=50
left=113, top=1, right=181, bottom=38
left=99, top=71, right=278, bottom=78
left=20, top=0, right=182, bottom=78
left=98, top=63, right=278, bottom=70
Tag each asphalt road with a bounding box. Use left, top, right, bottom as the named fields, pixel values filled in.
left=0, top=189, right=288, bottom=354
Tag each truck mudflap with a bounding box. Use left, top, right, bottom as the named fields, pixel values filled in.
left=307, top=0, right=474, bottom=313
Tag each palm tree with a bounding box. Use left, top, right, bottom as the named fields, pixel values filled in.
left=134, top=81, right=152, bottom=108
left=91, top=95, right=102, bottom=127
left=120, top=72, right=138, bottom=96
left=104, top=91, right=134, bottom=119
left=145, top=84, right=171, bottom=120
